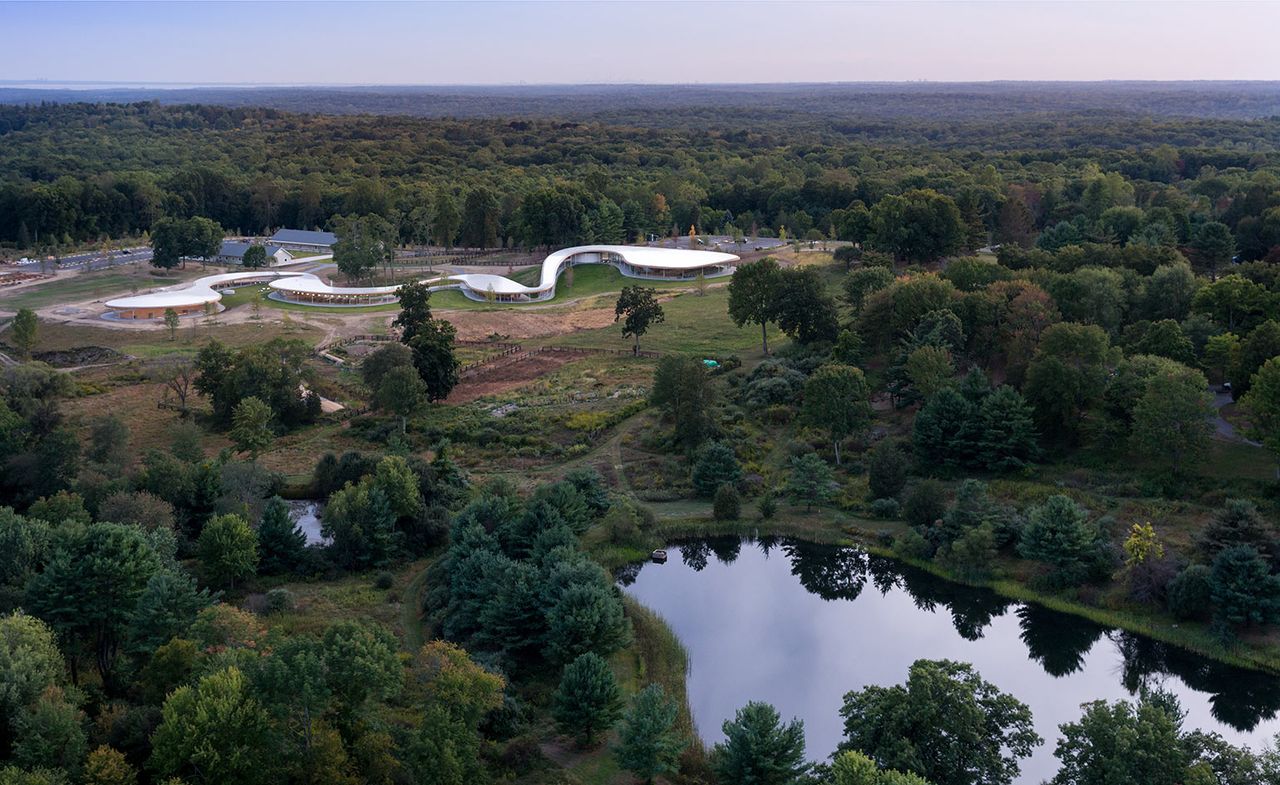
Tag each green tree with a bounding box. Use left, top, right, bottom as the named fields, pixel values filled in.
left=1023, top=322, right=1116, bottom=442
left=802, top=364, right=873, bottom=464
left=149, top=667, right=275, bottom=785
left=904, top=345, right=954, bottom=401
left=869, top=189, right=965, bottom=263
left=256, top=496, right=306, bottom=575
left=845, top=266, right=896, bottom=311
left=162, top=308, right=179, bottom=341
left=840, top=659, right=1039, bottom=785
left=1052, top=698, right=1187, bottom=785
left=408, top=320, right=460, bottom=402
left=1018, top=495, right=1099, bottom=587
left=712, top=701, right=808, bottom=785
left=83, top=745, right=138, bottom=785
left=976, top=386, right=1039, bottom=471
left=774, top=267, right=840, bottom=344
left=10, top=309, right=37, bottom=358
left=544, top=581, right=631, bottom=665
left=229, top=396, right=273, bottom=460
left=868, top=440, right=910, bottom=500
left=127, top=569, right=211, bottom=657
left=432, top=192, right=461, bottom=248
left=459, top=187, right=500, bottom=248
left=320, top=621, right=401, bottom=715
left=727, top=257, right=782, bottom=354
left=1131, top=319, right=1194, bottom=364
left=360, top=341, right=414, bottom=390
left=616, top=684, right=685, bottom=784
left=197, top=513, right=258, bottom=589
left=1191, top=221, right=1236, bottom=279
left=786, top=453, right=835, bottom=511
left=1242, top=357, right=1280, bottom=475
left=1210, top=545, right=1280, bottom=634
left=392, top=280, right=436, bottom=343
left=552, top=652, right=622, bottom=747
left=1131, top=364, right=1213, bottom=477
left=332, top=213, right=395, bottom=282
left=1202, top=332, right=1239, bottom=384
left=615, top=286, right=665, bottom=354
left=1197, top=498, right=1274, bottom=562
left=26, top=523, right=160, bottom=686
left=12, top=687, right=86, bottom=772
left=240, top=244, right=268, bottom=269
left=1192, top=275, right=1273, bottom=334
left=0, top=613, right=65, bottom=738
left=691, top=441, right=742, bottom=497
left=375, top=364, right=427, bottom=432
left=651, top=355, right=716, bottom=452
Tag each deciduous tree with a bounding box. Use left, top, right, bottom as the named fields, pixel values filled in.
left=802, top=364, right=872, bottom=464
left=615, top=286, right=664, bottom=354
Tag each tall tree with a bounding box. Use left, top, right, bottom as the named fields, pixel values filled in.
left=1242, top=357, right=1280, bottom=476
left=552, top=652, right=623, bottom=747
left=332, top=213, right=394, bottom=283
left=713, top=702, right=808, bottom=785
left=869, top=189, right=965, bottom=263
left=840, top=659, right=1040, bottom=785
left=240, top=243, right=268, bottom=269
left=773, top=267, right=840, bottom=344
left=230, top=396, right=274, bottom=460
left=1130, top=365, right=1213, bottom=477
left=10, top=308, right=37, bottom=358
left=1191, top=221, right=1236, bottom=279
left=432, top=192, right=461, bottom=248
left=801, top=364, right=872, bottom=464
left=256, top=496, right=306, bottom=575
left=727, top=257, right=782, bottom=354
left=375, top=365, right=427, bottom=432
left=615, top=286, right=665, bottom=354
left=616, top=684, right=686, bottom=785
left=197, top=514, right=259, bottom=590
left=651, top=355, right=716, bottom=451
left=1052, top=698, right=1186, bottom=785
left=459, top=187, right=500, bottom=248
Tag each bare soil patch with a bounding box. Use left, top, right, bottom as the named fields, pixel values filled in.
left=441, top=305, right=617, bottom=341
left=446, top=352, right=577, bottom=404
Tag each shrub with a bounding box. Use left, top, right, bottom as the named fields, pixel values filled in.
left=894, top=529, right=931, bottom=560
left=713, top=484, right=741, bottom=522
left=264, top=588, right=295, bottom=614
left=1167, top=564, right=1213, bottom=620
left=902, top=479, right=947, bottom=529
left=870, top=498, right=901, bottom=520
left=373, top=571, right=395, bottom=590
left=757, top=493, right=777, bottom=521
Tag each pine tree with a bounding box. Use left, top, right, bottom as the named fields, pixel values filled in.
left=257, top=496, right=306, bottom=575
left=616, top=684, right=685, bottom=784
left=552, top=652, right=622, bottom=747
left=712, top=701, right=808, bottom=785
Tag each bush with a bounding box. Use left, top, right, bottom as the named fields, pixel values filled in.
left=902, top=479, right=947, bottom=529
left=757, top=493, right=777, bottom=521
left=894, top=529, right=931, bottom=559
left=264, top=588, right=295, bottom=614
left=867, top=441, right=910, bottom=500
left=870, top=498, right=901, bottom=520
left=713, top=484, right=741, bottom=522
left=373, top=571, right=395, bottom=590
left=1167, top=564, right=1213, bottom=620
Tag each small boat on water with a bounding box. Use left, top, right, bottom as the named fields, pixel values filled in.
left=651, top=549, right=668, bottom=563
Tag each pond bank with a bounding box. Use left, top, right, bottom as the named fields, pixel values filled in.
left=588, top=513, right=1280, bottom=675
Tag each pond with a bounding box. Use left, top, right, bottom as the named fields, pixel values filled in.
left=285, top=500, right=327, bottom=545
left=620, top=537, right=1280, bottom=784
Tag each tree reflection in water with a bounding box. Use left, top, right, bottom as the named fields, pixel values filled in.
left=624, top=537, right=1280, bottom=733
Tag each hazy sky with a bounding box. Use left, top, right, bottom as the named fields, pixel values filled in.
left=2, top=0, right=1278, bottom=85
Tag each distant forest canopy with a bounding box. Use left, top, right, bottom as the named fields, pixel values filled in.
left=4, top=81, right=1280, bottom=121
left=0, top=94, right=1278, bottom=257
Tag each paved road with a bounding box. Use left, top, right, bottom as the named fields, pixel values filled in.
left=13, top=246, right=152, bottom=272
left=1212, top=390, right=1259, bottom=446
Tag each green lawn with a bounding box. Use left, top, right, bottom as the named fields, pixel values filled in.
left=432, top=264, right=711, bottom=312
left=0, top=269, right=184, bottom=310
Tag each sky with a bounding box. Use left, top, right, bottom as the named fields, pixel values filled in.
left=2, top=0, right=1278, bottom=86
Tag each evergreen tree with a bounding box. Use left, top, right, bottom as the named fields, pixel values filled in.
left=616, top=684, right=685, bottom=784
left=257, top=496, right=306, bottom=575
left=1210, top=545, right=1280, bottom=633
left=1018, top=495, right=1099, bottom=587
left=976, top=386, right=1039, bottom=471
left=912, top=387, right=979, bottom=472
left=544, top=582, right=631, bottom=665
left=867, top=440, right=910, bottom=500
left=691, top=441, right=742, bottom=497
left=786, top=453, right=835, bottom=511
left=1197, top=498, right=1275, bottom=562
left=713, top=701, right=808, bottom=785
left=552, top=652, right=623, bottom=747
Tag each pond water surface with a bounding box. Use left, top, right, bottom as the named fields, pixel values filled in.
left=285, top=500, right=326, bottom=545
left=620, top=537, right=1280, bottom=784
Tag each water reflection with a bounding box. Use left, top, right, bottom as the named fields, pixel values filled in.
left=620, top=537, right=1280, bottom=784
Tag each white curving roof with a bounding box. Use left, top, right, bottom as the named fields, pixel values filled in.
left=103, top=245, right=738, bottom=312
left=104, top=271, right=313, bottom=310
left=447, top=245, right=738, bottom=296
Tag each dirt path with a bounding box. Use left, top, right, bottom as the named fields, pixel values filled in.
left=1212, top=390, right=1259, bottom=446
